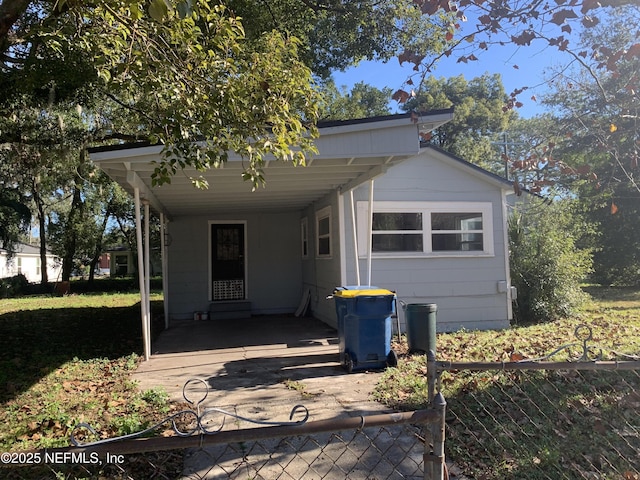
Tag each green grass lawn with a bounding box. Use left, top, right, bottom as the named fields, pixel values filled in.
left=0, top=293, right=173, bottom=451
left=0, top=287, right=637, bottom=479
left=375, top=286, right=640, bottom=479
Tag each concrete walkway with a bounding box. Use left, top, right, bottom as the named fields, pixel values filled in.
left=133, top=315, right=392, bottom=422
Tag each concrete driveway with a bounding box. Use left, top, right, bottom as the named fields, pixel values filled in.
left=133, top=315, right=392, bottom=422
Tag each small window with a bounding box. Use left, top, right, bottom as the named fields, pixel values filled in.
left=316, top=207, right=331, bottom=258
left=301, top=217, right=309, bottom=258
left=431, top=213, right=484, bottom=251
left=372, top=213, right=423, bottom=252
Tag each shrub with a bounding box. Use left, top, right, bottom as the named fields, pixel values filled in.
left=0, top=274, right=29, bottom=298
left=509, top=199, right=593, bottom=323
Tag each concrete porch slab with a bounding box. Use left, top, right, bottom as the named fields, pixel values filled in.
left=133, top=315, right=393, bottom=422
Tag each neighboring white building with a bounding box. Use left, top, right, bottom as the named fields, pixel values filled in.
left=91, top=110, right=517, bottom=337
left=0, top=243, right=62, bottom=283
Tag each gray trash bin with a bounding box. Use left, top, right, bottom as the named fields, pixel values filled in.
left=402, top=303, right=437, bottom=354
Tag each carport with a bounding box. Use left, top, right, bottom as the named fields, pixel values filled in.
left=89, top=110, right=454, bottom=360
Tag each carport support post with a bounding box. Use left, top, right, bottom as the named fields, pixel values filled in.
left=349, top=189, right=361, bottom=285
left=366, top=179, right=374, bottom=286
left=144, top=202, right=151, bottom=354
left=134, top=187, right=151, bottom=361
left=160, top=213, right=169, bottom=330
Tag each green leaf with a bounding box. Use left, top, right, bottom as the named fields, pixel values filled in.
left=148, top=0, right=169, bottom=22
left=176, top=0, right=194, bottom=19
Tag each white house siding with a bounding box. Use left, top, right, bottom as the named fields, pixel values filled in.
left=0, top=245, right=61, bottom=284
left=341, top=149, right=512, bottom=332
left=167, top=211, right=302, bottom=320
left=301, top=192, right=344, bottom=328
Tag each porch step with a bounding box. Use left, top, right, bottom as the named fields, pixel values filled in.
left=209, top=301, right=252, bottom=320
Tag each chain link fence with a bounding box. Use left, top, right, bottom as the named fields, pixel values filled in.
left=438, top=364, right=640, bottom=479
left=1, top=408, right=443, bottom=480
left=2, top=335, right=639, bottom=479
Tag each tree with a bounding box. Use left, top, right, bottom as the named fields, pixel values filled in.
left=509, top=199, right=593, bottom=323
left=402, top=73, right=516, bottom=172
left=318, top=80, right=392, bottom=120
left=225, top=0, right=455, bottom=77
left=393, top=1, right=639, bottom=113
left=1, top=0, right=321, bottom=189
left=516, top=8, right=640, bottom=285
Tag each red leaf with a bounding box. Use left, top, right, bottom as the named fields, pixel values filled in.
left=510, top=352, right=526, bottom=362
left=531, top=95, right=537, bottom=102
left=478, top=14, right=492, bottom=25
left=582, top=16, right=599, bottom=28
left=626, top=43, right=640, bottom=60
left=446, top=31, right=454, bottom=41
left=611, top=202, right=619, bottom=215
left=561, top=24, right=572, bottom=34
left=551, top=9, right=578, bottom=25
left=581, top=0, right=601, bottom=14
left=392, top=89, right=411, bottom=103
left=513, top=64, right=520, bottom=69
left=512, top=31, right=536, bottom=46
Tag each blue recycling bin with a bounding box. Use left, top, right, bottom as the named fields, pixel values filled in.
left=332, top=286, right=397, bottom=373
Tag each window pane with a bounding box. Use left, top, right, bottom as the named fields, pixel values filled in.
left=432, top=233, right=483, bottom=251
left=372, top=234, right=423, bottom=252
left=373, top=213, right=422, bottom=231
left=318, top=237, right=330, bottom=255
left=431, top=213, right=482, bottom=231
left=318, top=216, right=330, bottom=236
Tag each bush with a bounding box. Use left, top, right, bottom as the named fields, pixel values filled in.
left=0, top=274, right=29, bottom=298
left=509, top=199, right=593, bottom=323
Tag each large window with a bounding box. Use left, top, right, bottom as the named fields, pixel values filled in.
left=357, top=202, right=494, bottom=257
left=316, top=207, right=332, bottom=258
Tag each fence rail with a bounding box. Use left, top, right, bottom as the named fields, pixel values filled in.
left=2, top=401, right=446, bottom=479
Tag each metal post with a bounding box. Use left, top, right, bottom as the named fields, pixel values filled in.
left=426, top=392, right=447, bottom=480
left=349, top=189, right=361, bottom=286
left=133, top=188, right=150, bottom=361
left=366, top=179, right=374, bottom=286
left=160, top=213, right=169, bottom=330
left=144, top=202, right=151, bottom=358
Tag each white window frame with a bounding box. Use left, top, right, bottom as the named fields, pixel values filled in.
left=357, top=201, right=494, bottom=258
left=315, top=206, right=332, bottom=258
left=301, top=217, right=309, bottom=259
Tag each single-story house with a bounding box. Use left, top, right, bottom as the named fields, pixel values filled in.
left=90, top=110, right=517, bottom=358
left=0, top=242, right=62, bottom=283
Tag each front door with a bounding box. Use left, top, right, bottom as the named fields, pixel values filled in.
left=211, top=223, right=246, bottom=301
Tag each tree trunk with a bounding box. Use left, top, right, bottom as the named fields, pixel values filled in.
left=31, top=180, right=49, bottom=286
left=61, top=182, right=83, bottom=281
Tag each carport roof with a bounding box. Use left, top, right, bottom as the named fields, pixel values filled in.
left=89, top=110, right=453, bottom=218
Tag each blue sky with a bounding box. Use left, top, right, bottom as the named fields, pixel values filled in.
left=332, top=34, right=570, bottom=118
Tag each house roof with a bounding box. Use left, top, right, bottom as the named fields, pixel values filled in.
left=0, top=242, right=56, bottom=257
left=90, top=110, right=454, bottom=218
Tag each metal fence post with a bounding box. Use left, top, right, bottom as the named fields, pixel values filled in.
left=425, top=349, right=446, bottom=480
left=424, top=391, right=447, bottom=480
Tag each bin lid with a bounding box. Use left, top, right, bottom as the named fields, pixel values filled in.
left=333, top=287, right=395, bottom=298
